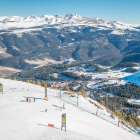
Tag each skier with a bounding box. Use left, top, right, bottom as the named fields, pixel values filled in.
left=34, top=98, right=35, bottom=102
left=26, top=98, right=28, bottom=102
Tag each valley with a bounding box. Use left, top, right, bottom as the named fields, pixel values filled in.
left=8, top=62, right=140, bottom=125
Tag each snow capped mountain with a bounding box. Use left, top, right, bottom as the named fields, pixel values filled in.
left=0, top=13, right=139, bottom=31
left=2, top=16, right=24, bottom=22
left=1, top=13, right=140, bottom=69
left=0, top=14, right=82, bottom=23
left=0, top=13, right=82, bottom=24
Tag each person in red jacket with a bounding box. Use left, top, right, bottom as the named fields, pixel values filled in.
left=26, top=98, right=28, bottom=102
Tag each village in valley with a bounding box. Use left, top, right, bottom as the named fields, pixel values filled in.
left=44, top=62, right=140, bottom=119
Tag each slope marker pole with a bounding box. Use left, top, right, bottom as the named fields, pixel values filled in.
left=44, top=88, right=48, bottom=100
left=61, top=113, right=66, bottom=132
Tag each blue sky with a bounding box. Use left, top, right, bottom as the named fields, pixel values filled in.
left=0, top=0, right=139, bottom=24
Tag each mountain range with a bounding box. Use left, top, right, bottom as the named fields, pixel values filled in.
left=0, top=13, right=140, bottom=70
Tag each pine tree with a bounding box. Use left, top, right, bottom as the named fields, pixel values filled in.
left=25, top=80, right=30, bottom=83
left=42, top=82, right=47, bottom=88
left=135, top=118, right=140, bottom=127
left=130, top=119, right=137, bottom=128
left=63, top=85, right=70, bottom=91
left=127, top=115, right=137, bottom=128
left=32, top=81, right=36, bottom=84
left=78, top=87, right=86, bottom=97
left=122, top=112, right=127, bottom=120
left=100, top=100, right=105, bottom=106
left=12, top=77, right=16, bottom=80
left=36, top=80, right=41, bottom=86
left=29, top=80, right=33, bottom=83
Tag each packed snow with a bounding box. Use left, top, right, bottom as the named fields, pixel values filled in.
left=0, top=78, right=139, bottom=140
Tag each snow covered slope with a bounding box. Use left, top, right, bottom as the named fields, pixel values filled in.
left=122, top=71, right=140, bottom=86
left=0, top=78, right=139, bottom=140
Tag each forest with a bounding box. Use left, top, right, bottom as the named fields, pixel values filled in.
left=103, top=83, right=140, bottom=98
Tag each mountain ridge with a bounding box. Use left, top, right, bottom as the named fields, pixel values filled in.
left=0, top=13, right=139, bottom=31
left=0, top=13, right=140, bottom=71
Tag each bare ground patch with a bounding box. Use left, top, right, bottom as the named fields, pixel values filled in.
left=24, top=57, right=75, bottom=68
left=0, top=66, right=21, bottom=77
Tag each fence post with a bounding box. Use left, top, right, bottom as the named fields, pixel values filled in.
left=63, top=103, right=65, bottom=109
left=77, top=97, right=78, bottom=106
left=96, top=108, right=98, bottom=116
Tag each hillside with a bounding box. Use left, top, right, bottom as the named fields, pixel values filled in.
left=0, top=14, right=140, bottom=70
left=0, top=78, right=139, bottom=140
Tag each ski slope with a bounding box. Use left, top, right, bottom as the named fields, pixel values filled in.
left=0, top=78, right=139, bottom=140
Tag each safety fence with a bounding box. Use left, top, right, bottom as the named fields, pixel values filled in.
left=48, top=89, right=140, bottom=137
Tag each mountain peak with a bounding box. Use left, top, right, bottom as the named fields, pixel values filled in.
left=65, top=13, right=81, bottom=17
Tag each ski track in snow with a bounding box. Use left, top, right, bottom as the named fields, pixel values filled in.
left=0, top=78, right=139, bottom=140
